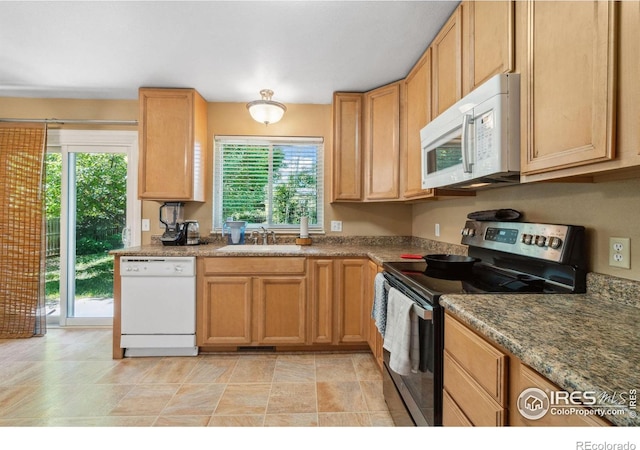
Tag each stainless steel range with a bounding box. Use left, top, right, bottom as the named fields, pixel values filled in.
left=380, top=220, right=587, bottom=426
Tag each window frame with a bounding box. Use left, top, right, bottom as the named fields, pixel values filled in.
left=213, top=135, right=324, bottom=233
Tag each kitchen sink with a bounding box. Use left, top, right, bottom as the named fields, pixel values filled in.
left=217, top=244, right=302, bottom=252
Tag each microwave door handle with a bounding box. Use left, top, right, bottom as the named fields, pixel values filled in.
left=461, top=113, right=473, bottom=173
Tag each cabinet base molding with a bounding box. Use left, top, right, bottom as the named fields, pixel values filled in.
left=199, top=344, right=370, bottom=354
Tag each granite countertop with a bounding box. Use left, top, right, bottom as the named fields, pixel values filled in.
left=109, top=237, right=466, bottom=266
left=440, top=272, right=640, bottom=427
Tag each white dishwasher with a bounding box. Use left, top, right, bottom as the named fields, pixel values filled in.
left=120, top=256, right=198, bottom=357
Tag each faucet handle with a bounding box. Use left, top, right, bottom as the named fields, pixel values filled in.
left=269, top=230, right=277, bottom=245
left=250, top=230, right=259, bottom=245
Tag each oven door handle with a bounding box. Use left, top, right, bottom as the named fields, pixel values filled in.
left=383, top=278, right=434, bottom=321
left=412, top=303, right=432, bottom=321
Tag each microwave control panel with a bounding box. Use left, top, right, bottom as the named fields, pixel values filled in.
left=476, top=111, right=495, bottom=162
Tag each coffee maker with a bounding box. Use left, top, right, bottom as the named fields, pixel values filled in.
left=159, top=202, right=186, bottom=246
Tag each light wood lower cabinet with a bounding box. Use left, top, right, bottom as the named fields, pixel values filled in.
left=307, top=258, right=370, bottom=346
left=510, top=361, right=610, bottom=427
left=444, top=312, right=611, bottom=427
left=336, top=258, right=369, bottom=343
left=443, top=313, right=507, bottom=426
left=199, top=275, right=253, bottom=345
left=198, top=257, right=371, bottom=349
left=197, top=257, right=306, bottom=346
left=366, top=260, right=384, bottom=369
left=308, top=258, right=335, bottom=344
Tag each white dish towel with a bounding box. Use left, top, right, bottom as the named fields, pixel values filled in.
left=383, top=287, right=420, bottom=376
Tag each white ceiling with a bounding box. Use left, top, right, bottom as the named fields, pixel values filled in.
left=0, top=0, right=460, bottom=105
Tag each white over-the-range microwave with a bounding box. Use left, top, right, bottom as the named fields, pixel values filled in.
left=421, top=73, right=520, bottom=190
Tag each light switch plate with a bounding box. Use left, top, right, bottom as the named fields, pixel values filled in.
left=141, top=219, right=150, bottom=231
left=609, top=237, right=630, bottom=269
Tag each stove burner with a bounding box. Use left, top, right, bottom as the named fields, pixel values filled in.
left=498, top=274, right=546, bottom=292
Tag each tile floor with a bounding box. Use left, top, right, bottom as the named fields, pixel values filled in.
left=0, top=328, right=394, bottom=427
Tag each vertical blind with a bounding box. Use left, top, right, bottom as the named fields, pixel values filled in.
left=0, top=124, right=47, bottom=337
left=213, top=136, right=324, bottom=230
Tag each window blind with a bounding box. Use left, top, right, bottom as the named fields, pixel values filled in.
left=213, top=136, right=324, bottom=231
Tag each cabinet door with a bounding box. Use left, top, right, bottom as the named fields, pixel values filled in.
left=336, top=259, right=369, bottom=344
left=403, top=48, right=434, bottom=199
left=431, top=6, right=462, bottom=117
left=443, top=389, right=473, bottom=427
left=138, top=88, right=207, bottom=201
left=254, top=276, right=307, bottom=344
left=363, top=82, right=401, bottom=201
left=332, top=93, right=363, bottom=201
left=466, top=1, right=514, bottom=93
left=521, top=1, right=616, bottom=175
left=198, top=276, right=252, bottom=345
left=444, top=351, right=506, bottom=426
left=510, top=362, right=610, bottom=426
left=367, top=260, right=383, bottom=368
left=308, top=259, right=334, bottom=344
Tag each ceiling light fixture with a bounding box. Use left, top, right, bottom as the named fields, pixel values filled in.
left=246, top=89, right=286, bottom=125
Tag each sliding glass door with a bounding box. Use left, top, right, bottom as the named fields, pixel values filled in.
left=45, top=131, right=139, bottom=326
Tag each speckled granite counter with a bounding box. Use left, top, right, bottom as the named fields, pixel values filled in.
left=440, top=272, right=640, bottom=426
left=109, top=236, right=466, bottom=266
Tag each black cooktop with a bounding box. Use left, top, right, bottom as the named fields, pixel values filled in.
left=383, top=260, right=575, bottom=302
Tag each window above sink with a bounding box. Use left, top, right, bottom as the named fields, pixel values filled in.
left=213, top=136, right=324, bottom=234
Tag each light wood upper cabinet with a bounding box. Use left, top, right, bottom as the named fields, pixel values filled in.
left=363, top=82, right=401, bottom=201
left=138, top=88, right=207, bottom=201
left=620, top=1, right=640, bottom=161
left=403, top=48, right=433, bottom=200
left=431, top=6, right=462, bottom=118
left=463, top=1, right=515, bottom=95
left=519, top=1, right=617, bottom=176
left=332, top=93, right=363, bottom=201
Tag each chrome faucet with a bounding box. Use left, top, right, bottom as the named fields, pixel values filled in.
left=260, top=227, right=268, bottom=245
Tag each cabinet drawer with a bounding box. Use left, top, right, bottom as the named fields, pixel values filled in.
left=443, top=389, right=473, bottom=426
left=444, top=314, right=507, bottom=404
left=444, top=350, right=506, bottom=426
left=511, top=363, right=610, bottom=427
left=203, top=257, right=306, bottom=275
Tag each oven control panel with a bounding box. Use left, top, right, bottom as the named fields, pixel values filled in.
left=461, top=220, right=584, bottom=264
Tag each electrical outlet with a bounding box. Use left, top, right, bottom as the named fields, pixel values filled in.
left=435, top=223, right=440, bottom=237
left=331, top=220, right=342, bottom=232
left=609, top=237, right=630, bottom=269
left=141, top=219, right=150, bottom=231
